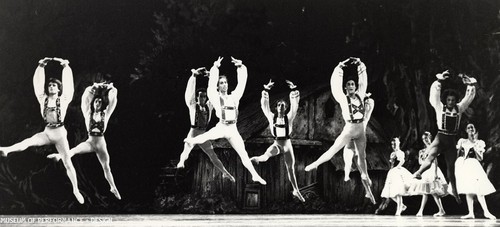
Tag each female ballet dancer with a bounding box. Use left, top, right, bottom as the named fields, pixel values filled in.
left=48, top=82, right=121, bottom=200
left=380, top=138, right=413, bottom=216
left=184, top=57, right=266, bottom=185
left=410, top=132, right=447, bottom=217
left=455, top=123, right=496, bottom=220
left=250, top=79, right=305, bottom=202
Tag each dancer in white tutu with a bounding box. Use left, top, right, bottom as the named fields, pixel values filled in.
left=342, top=93, right=376, bottom=204
left=410, top=132, right=447, bottom=217
left=380, top=138, right=413, bottom=216
left=455, top=123, right=496, bottom=220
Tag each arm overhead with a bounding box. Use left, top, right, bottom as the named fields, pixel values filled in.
left=286, top=80, right=300, bottom=121
left=81, top=86, right=95, bottom=115
left=261, top=79, right=274, bottom=119
left=207, top=57, right=223, bottom=103
left=33, top=58, right=51, bottom=102
left=457, top=75, right=477, bottom=113
left=330, top=60, right=349, bottom=103
left=356, top=59, right=367, bottom=97
left=231, top=57, right=247, bottom=101
left=106, top=85, right=118, bottom=117
left=429, top=70, right=449, bottom=109
left=185, top=68, right=205, bottom=107
left=53, top=58, right=74, bottom=101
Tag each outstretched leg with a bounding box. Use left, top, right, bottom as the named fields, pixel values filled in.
left=199, top=140, right=235, bottom=182
left=184, top=125, right=224, bottom=146
left=305, top=130, right=352, bottom=171
left=0, top=132, right=50, bottom=156
left=250, top=143, right=280, bottom=164
left=55, top=138, right=84, bottom=204
left=227, top=134, right=266, bottom=185
left=47, top=140, right=93, bottom=161
left=414, top=138, right=440, bottom=177
left=95, top=142, right=121, bottom=200
left=343, top=141, right=355, bottom=182
left=283, top=142, right=305, bottom=202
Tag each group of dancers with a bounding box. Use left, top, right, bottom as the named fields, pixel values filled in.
left=0, top=56, right=495, bottom=219
left=179, top=56, right=496, bottom=219
left=0, top=58, right=121, bottom=204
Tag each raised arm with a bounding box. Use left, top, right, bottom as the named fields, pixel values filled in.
left=356, top=59, right=367, bottom=97
left=231, top=57, right=247, bottom=101
left=457, top=75, right=477, bottom=113
left=429, top=70, right=449, bottom=109
left=330, top=61, right=348, bottom=103
left=106, top=86, right=118, bottom=117
left=261, top=79, right=274, bottom=119
left=33, top=58, right=52, bottom=102
left=286, top=80, right=300, bottom=121
left=81, top=86, right=95, bottom=115
left=54, top=58, right=74, bottom=100
left=207, top=57, right=223, bottom=102
left=184, top=68, right=202, bottom=107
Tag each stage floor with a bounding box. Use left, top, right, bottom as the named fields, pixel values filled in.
left=0, top=214, right=498, bottom=226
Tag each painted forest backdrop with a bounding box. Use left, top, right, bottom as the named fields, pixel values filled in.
left=0, top=0, right=500, bottom=214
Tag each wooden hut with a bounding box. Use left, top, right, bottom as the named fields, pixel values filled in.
left=189, top=83, right=392, bottom=210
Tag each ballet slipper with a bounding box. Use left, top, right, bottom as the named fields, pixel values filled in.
left=223, top=173, right=235, bottom=183
left=304, top=163, right=317, bottom=172
left=292, top=190, right=306, bottom=203
left=416, top=212, right=423, bottom=217
left=433, top=211, right=445, bottom=217
left=252, top=176, right=267, bottom=185
left=484, top=212, right=496, bottom=220
left=460, top=214, right=475, bottom=219
left=47, top=153, right=62, bottom=162
left=250, top=157, right=260, bottom=164
left=110, top=188, right=121, bottom=200
left=74, top=190, right=85, bottom=204
left=0, top=149, right=9, bottom=157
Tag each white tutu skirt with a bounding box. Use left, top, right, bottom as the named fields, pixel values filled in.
left=455, top=157, right=495, bottom=195
left=408, top=163, right=448, bottom=196
left=381, top=167, right=414, bottom=198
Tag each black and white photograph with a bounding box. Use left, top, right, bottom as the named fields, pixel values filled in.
left=0, top=0, right=499, bottom=226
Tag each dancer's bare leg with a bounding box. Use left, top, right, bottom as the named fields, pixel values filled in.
left=0, top=132, right=50, bottom=156
left=250, top=143, right=279, bottom=164
left=477, top=195, right=496, bottom=220
left=199, top=140, right=235, bottom=182
left=283, top=144, right=305, bottom=202
left=227, top=134, right=266, bottom=185
left=432, top=195, right=446, bottom=216
left=416, top=194, right=428, bottom=216
left=343, top=141, right=355, bottom=182
left=461, top=194, right=475, bottom=219
left=55, top=138, right=84, bottom=204
left=47, top=141, right=93, bottom=161
left=305, top=130, right=352, bottom=171
left=95, top=143, right=121, bottom=200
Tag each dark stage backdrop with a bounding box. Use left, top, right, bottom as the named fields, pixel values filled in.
left=0, top=0, right=499, bottom=215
